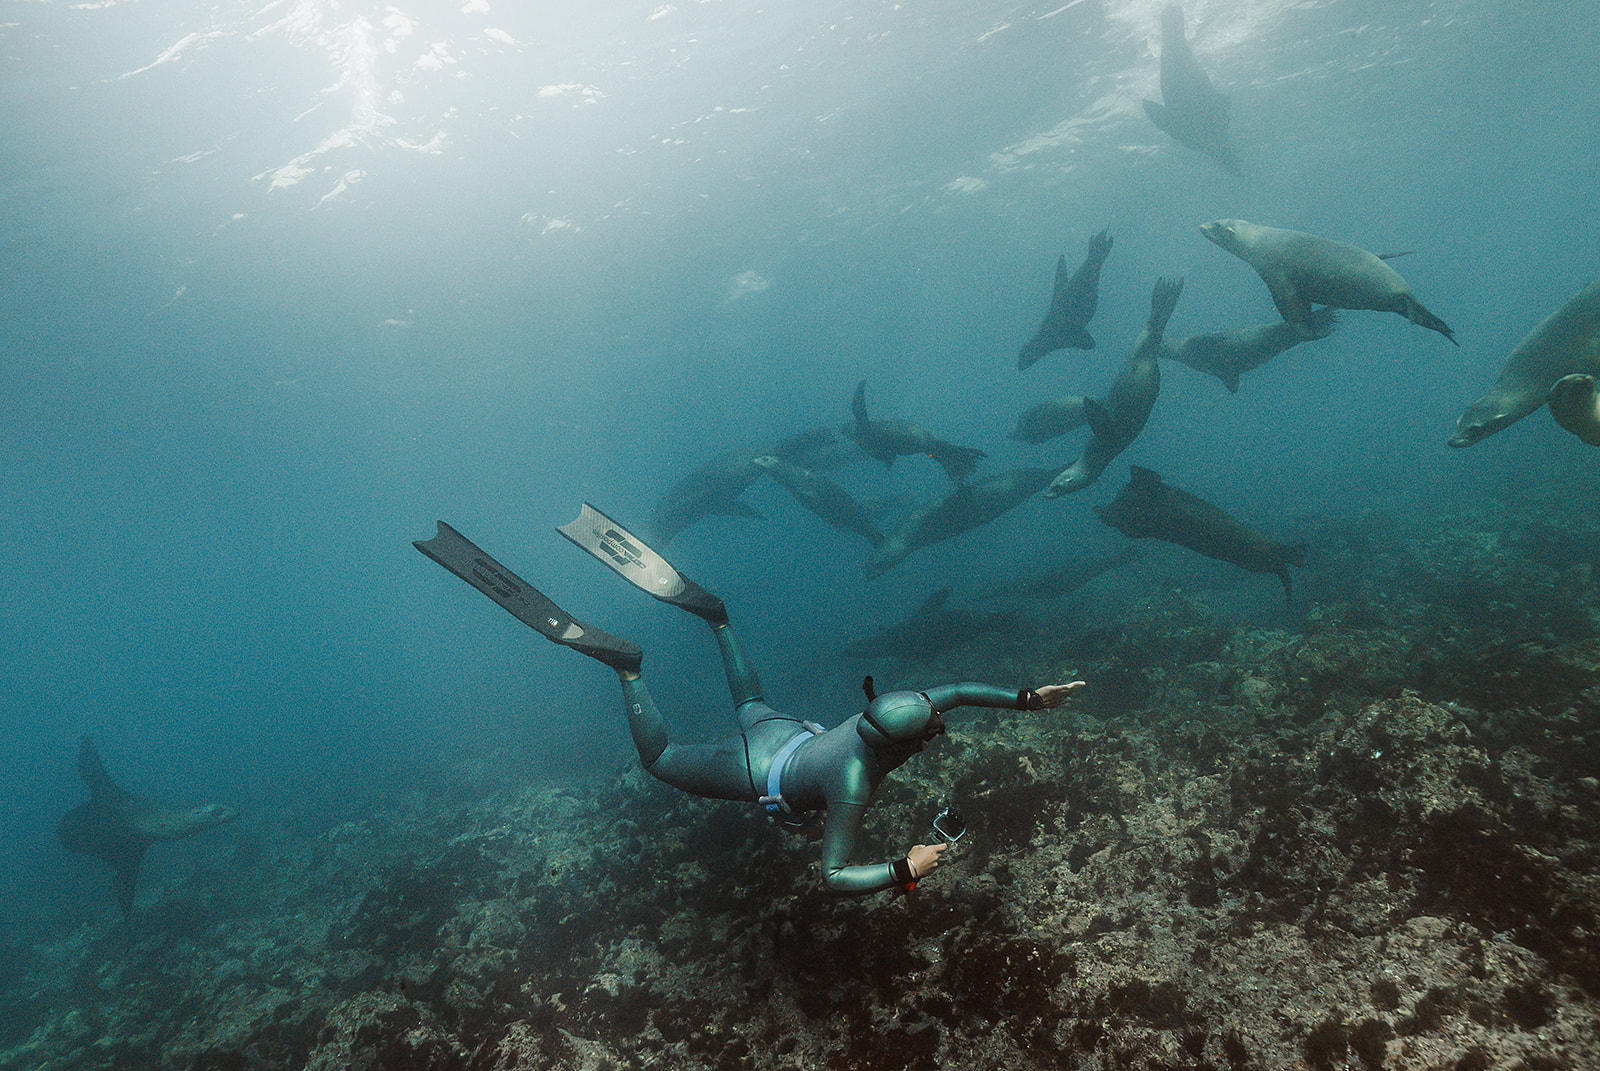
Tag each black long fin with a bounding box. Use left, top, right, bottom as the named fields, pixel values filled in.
left=414, top=522, right=641, bottom=671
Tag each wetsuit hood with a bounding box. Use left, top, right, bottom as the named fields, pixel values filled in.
left=857, top=690, right=941, bottom=749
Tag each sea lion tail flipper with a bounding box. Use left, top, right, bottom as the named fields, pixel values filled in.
left=558, top=504, right=728, bottom=624
left=1065, top=328, right=1095, bottom=350
left=851, top=380, right=870, bottom=427
left=1149, top=276, right=1184, bottom=334
left=1221, top=371, right=1241, bottom=394
left=77, top=735, right=125, bottom=804
left=1402, top=299, right=1458, bottom=346
left=1089, top=226, right=1113, bottom=260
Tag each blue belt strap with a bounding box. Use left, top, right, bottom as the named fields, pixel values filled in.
left=760, top=722, right=823, bottom=819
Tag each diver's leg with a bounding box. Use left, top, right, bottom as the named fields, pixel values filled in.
left=619, top=672, right=758, bottom=800
left=713, top=621, right=781, bottom=733
left=711, top=622, right=763, bottom=706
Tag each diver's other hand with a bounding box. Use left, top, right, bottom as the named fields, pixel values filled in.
left=1036, top=681, right=1086, bottom=708
left=907, top=842, right=948, bottom=878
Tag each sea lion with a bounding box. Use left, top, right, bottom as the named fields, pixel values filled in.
left=1044, top=276, right=1183, bottom=498
left=1449, top=278, right=1600, bottom=446
left=1162, top=308, right=1339, bottom=393
left=752, top=455, right=883, bottom=546
left=843, top=380, right=987, bottom=484
left=984, top=546, right=1141, bottom=603
left=1008, top=393, right=1088, bottom=444
left=1199, top=219, right=1456, bottom=345
left=868, top=467, right=1059, bottom=577
left=1018, top=227, right=1114, bottom=369
left=1548, top=375, right=1600, bottom=446
left=56, top=735, right=238, bottom=918
left=1141, top=3, right=1240, bottom=175
left=649, top=427, right=837, bottom=543
left=1095, top=466, right=1307, bottom=603
left=842, top=589, right=1018, bottom=661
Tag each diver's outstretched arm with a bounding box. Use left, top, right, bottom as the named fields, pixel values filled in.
left=923, top=680, right=1085, bottom=714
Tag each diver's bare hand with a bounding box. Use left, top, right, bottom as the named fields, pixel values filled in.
left=907, top=842, right=948, bottom=878
left=1035, top=681, right=1086, bottom=708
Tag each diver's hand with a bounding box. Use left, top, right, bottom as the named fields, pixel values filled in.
left=1035, top=681, right=1086, bottom=708
left=907, top=842, right=949, bottom=879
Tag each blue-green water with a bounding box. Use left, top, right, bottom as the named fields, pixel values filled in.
left=2, top=0, right=1596, bottom=924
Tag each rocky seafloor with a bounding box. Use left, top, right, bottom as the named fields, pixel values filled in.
left=4, top=484, right=1599, bottom=1071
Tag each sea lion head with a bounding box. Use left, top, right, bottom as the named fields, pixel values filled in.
left=136, top=802, right=239, bottom=841
left=1199, top=219, right=1248, bottom=255
left=1447, top=400, right=1520, bottom=448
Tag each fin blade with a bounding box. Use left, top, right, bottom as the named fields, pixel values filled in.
left=414, top=522, right=640, bottom=666
left=559, top=504, right=727, bottom=623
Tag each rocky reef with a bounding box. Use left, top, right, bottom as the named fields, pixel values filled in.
left=3, top=485, right=1598, bottom=1070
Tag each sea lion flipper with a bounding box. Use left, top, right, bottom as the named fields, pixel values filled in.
left=1049, top=254, right=1071, bottom=300
left=77, top=735, right=125, bottom=805
left=1401, top=297, right=1458, bottom=346
left=110, top=843, right=149, bottom=919
left=1082, top=398, right=1117, bottom=441
left=1065, top=328, right=1095, bottom=350
left=1141, top=99, right=1177, bottom=138
left=1261, top=270, right=1313, bottom=333
left=851, top=380, right=870, bottom=428
left=915, top=589, right=952, bottom=616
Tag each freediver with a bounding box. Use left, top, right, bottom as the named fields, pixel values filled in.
left=415, top=504, right=1083, bottom=896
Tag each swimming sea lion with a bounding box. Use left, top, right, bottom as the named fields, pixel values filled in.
left=984, top=545, right=1141, bottom=603
left=1095, top=466, right=1307, bottom=603
left=1018, top=227, right=1114, bottom=369
left=752, top=455, right=883, bottom=546
left=868, top=467, right=1059, bottom=577
left=1045, top=276, right=1183, bottom=498
left=649, top=427, right=838, bottom=543
left=1199, top=219, right=1456, bottom=345
left=1548, top=374, right=1600, bottom=446
left=842, top=589, right=1018, bottom=661
left=1141, top=3, right=1240, bottom=175
left=844, top=380, right=987, bottom=484
left=1008, top=393, right=1088, bottom=444
left=1449, top=278, right=1600, bottom=446
left=1162, top=308, right=1338, bottom=393
left=57, top=735, right=238, bottom=917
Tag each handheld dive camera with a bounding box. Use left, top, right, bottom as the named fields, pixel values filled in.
left=932, top=803, right=966, bottom=844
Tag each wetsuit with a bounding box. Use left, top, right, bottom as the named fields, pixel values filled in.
left=622, top=621, right=1040, bottom=896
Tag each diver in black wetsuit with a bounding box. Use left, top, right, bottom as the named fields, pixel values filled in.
left=414, top=505, right=1084, bottom=896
